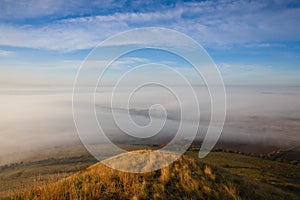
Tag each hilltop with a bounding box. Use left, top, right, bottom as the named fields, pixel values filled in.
left=6, top=150, right=297, bottom=200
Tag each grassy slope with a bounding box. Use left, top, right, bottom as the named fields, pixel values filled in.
left=3, top=150, right=298, bottom=200
left=0, top=156, right=96, bottom=197
left=198, top=151, right=300, bottom=195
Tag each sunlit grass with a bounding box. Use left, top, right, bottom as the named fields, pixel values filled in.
left=4, top=150, right=297, bottom=200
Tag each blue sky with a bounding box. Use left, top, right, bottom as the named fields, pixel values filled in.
left=0, top=0, right=300, bottom=86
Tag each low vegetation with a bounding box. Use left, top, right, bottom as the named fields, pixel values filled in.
left=0, top=156, right=96, bottom=197
left=3, top=150, right=298, bottom=200
left=200, top=151, right=300, bottom=196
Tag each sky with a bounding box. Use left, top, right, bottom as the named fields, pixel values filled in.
left=1, top=0, right=300, bottom=164
left=0, top=0, right=300, bottom=86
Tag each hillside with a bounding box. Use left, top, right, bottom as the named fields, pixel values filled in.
left=268, top=146, right=300, bottom=163
left=6, top=150, right=298, bottom=200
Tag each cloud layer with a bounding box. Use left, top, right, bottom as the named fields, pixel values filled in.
left=1, top=85, right=300, bottom=165
left=0, top=0, right=300, bottom=51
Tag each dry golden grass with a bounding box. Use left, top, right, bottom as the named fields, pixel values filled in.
left=222, top=183, right=239, bottom=200
left=4, top=150, right=298, bottom=200
left=204, top=165, right=215, bottom=180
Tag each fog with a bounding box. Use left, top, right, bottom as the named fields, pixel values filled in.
left=0, top=86, right=299, bottom=165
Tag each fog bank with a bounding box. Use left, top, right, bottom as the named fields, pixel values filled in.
left=0, top=86, right=299, bottom=165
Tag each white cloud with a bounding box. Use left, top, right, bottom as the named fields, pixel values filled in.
left=0, top=23, right=109, bottom=52
left=0, top=1, right=299, bottom=51
left=1, top=85, right=300, bottom=164
left=0, top=50, right=14, bottom=57
left=218, top=63, right=300, bottom=85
